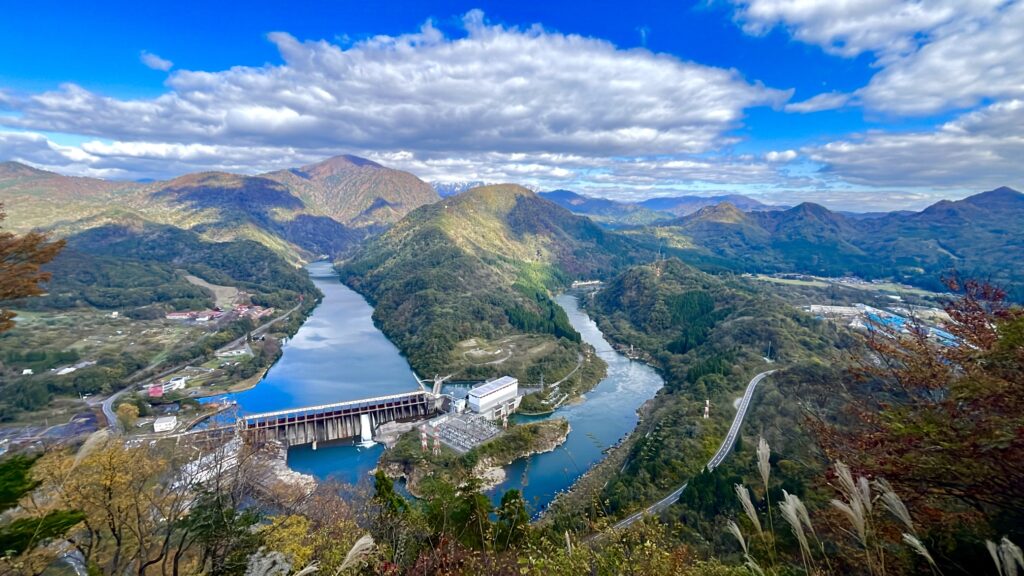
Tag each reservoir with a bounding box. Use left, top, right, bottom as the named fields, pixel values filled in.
left=230, top=265, right=665, bottom=509
left=224, top=261, right=422, bottom=485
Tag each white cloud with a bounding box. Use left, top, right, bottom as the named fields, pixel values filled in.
left=732, top=0, right=1003, bottom=60
left=734, top=0, right=1023, bottom=115
left=807, top=99, right=1024, bottom=188
left=764, top=149, right=797, bottom=162
left=1, top=13, right=787, bottom=161
left=140, top=51, right=174, bottom=71
left=858, top=1, right=1024, bottom=114
left=784, top=92, right=850, bottom=113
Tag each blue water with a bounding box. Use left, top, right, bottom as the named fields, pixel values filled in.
left=225, top=265, right=664, bottom=510
left=488, top=294, right=664, bottom=513
left=212, top=261, right=421, bottom=486
left=225, top=261, right=422, bottom=413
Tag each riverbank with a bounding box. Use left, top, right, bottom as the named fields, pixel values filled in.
left=517, top=346, right=607, bottom=414
left=379, top=419, right=570, bottom=497
left=537, top=390, right=662, bottom=525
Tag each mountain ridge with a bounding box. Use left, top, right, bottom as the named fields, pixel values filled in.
left=340, top=184, right=650, bottom=379
left=637, top=186, right=1024, bottom=299
left=0, top=155, right=436, bottom=262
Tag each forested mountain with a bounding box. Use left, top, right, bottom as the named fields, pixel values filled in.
left=637, top=193, right=782, bottom=215
left=340, top=184, right=650, bottom=380
left=536, top=189, right=783, bottom=226
left=20, top=218, right=319, bottom=313
left=263, top=155, right=438, bottom=228
left=627, top=187, right=1024, bottom=300
left=0, top=155, right=437, bottom=262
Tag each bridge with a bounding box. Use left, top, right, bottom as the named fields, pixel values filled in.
left=237, top=390, right=437, bottom=448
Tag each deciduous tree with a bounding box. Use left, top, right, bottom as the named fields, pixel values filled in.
left=0, top=203, right=64, bottom=333
left=818, top=280, right=1024, bottom=537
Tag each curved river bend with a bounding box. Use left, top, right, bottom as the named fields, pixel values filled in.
left=226, top=263, right=664, bottom=511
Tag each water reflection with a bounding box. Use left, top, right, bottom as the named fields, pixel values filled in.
left=224, top=268, right=664, bottom=511
left=225, top=261, right=422, bottom=415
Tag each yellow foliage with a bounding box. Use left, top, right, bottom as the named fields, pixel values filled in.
left=262, top=514, right=314, bottom=569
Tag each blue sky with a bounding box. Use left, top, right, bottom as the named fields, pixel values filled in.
left=1, top=0, right=1021, bottom=210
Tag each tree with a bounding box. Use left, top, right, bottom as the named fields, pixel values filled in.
left=0, top=203, right=64, bottom=333
left=817, top=280, right=1024, bottom=537
left=260, top=515, right=313, bottom=569
left=115, top=403, right=140, bottom=430
left=495, top=489, right=529, bottom=551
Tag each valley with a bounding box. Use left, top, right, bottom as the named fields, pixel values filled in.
left=1, top=159, right=1021, bottom=576
left=2, top=5, right=1022, bottom=573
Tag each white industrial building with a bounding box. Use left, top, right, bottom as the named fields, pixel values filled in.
left=160, top=376, right=188, bottom=394
left=153, top=416, right=178, bottom=433
left=467, top=376, right=520, bottom=420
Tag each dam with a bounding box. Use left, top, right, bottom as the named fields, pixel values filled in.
left=238, top=390, right=436, bottom=447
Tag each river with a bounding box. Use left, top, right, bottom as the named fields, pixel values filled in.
left=228, top=264, right=664, bottom=509
left=488, top=294, right=664, bottom=512
left=222, top=261, right=421, bottom=485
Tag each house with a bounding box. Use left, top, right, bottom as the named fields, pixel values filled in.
left=467, top=376, right=520, bottom=420
left=21, top=368, right=33, bottom=375
left=165, top=311, right=194, bottom=320
left=153, top=416, right=177, bottom=433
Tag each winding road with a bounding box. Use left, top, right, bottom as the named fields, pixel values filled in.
left=100, top=302, right=304, bottom=433
left=610, top=369, right=777, bottom=531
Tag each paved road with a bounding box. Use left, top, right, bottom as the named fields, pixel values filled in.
left=99, top=302, right=304, bottom=433
left=610, top=369, right=777, bottom=530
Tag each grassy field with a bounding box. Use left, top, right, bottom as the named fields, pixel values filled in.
left=183, top=274, right=239, bottom=309
left=2, top=308, right=205, bottom=374
left=752, top=274, right=943, bottom=298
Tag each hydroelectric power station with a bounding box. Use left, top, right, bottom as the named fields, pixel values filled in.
left=237, top=390, right=437, bottom=448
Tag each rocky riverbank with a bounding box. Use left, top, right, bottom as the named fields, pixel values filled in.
left=255, top=441, right=316, bottom=494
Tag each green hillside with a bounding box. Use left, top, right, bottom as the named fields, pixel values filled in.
left=264, top=154, right=439, bottom=228
left=0, top=155, right=438, bottom=263
left=340, top=184, right=649, bottom=386
left=625, top=187, right=1024, bottom=300
left=544, top=258, right=848, bottom=530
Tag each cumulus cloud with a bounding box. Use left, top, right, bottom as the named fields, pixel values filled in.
left=858, top=1, right=1024, bottom=114
left=734, top=0, right=1023, bottom=115
left=807, top=99, right=1024, bottom=188
left=140, top=51, right=174, bottom=71
left=764, top=149, right=797, bottom=162
left=1, top=13, right=787, bottom=161
left=732, top=0, right=1003, bottom=60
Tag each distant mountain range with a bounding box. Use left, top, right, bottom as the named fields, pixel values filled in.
left=0, top=155, right=438, bottom=262
left=4, top=155, right=1022, bottom=301
left=430, top=180, right=488, bottom=198
left=629, top=186, right=1024, bottom=299
left=536, top=189, right=785, bottom=226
